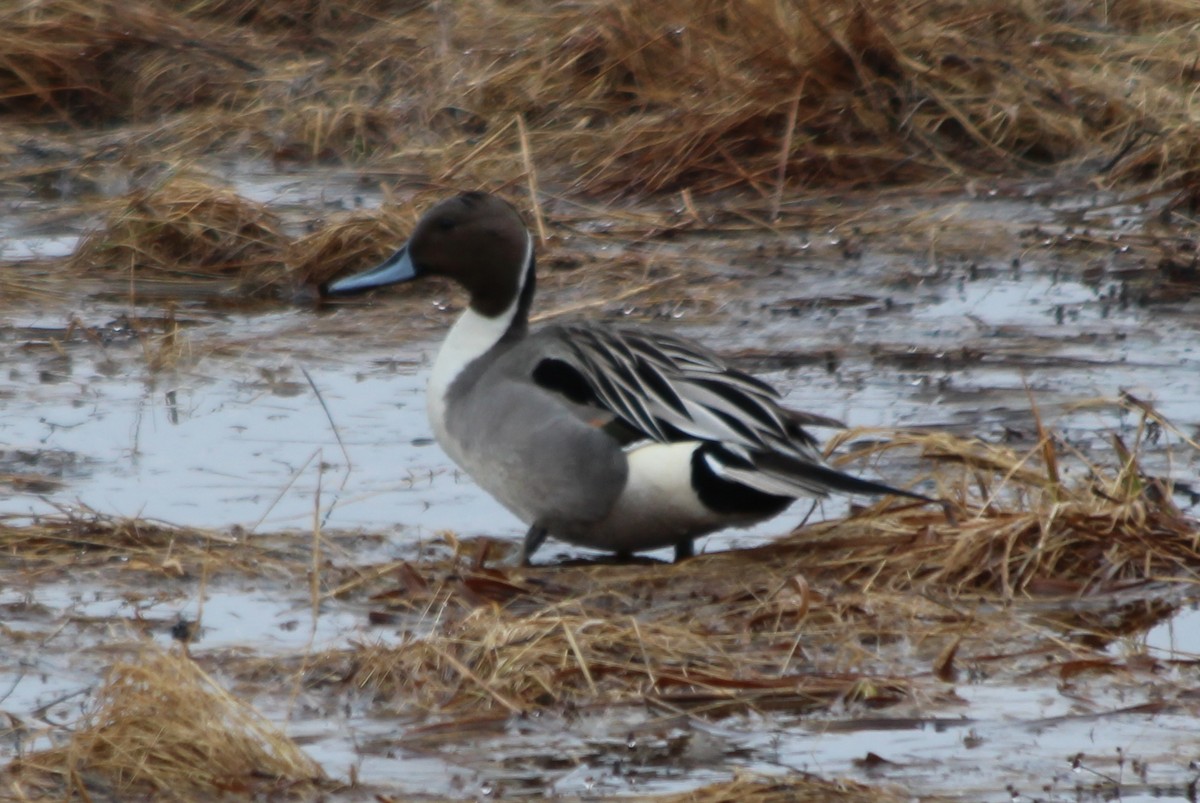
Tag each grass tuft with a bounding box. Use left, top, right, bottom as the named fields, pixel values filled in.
left=10, top=646, right=324, bottom=798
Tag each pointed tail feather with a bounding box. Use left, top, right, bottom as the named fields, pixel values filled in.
left=754, top=452, right=937, bottom=504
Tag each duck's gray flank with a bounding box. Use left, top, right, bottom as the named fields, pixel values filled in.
left=325, top=191, right=934, bottom=564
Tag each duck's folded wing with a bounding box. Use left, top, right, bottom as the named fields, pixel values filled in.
left=532, top=325, right=823, bottom=460
left=529, top=325, right=934, bottom=504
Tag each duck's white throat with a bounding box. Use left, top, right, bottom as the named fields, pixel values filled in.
left=426, top=231, right=533, bottom=444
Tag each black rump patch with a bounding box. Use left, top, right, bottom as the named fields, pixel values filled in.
left=690, top=444, right=792, bottom=517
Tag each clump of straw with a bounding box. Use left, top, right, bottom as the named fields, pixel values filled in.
left=11, top=646, right=324, bottom=797
left=70, top=175, right=289, bottom=294
left=0, top=1, right=255, bottom=124
left=802, top=398, right=1200, bottom=596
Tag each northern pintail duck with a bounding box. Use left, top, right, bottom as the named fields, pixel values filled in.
left=326, top=192, right=933, bottom=564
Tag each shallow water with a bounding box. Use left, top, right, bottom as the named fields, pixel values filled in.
left=5, top=262, right=1194, bottom=538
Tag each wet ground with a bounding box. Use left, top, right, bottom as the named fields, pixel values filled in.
left=3, top=169, right=1200, bottom=800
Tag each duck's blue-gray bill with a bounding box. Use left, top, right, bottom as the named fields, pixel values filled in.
left=325, top=246, right=416, bottom=294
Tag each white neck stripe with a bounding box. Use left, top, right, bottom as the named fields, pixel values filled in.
left=426, top=230, right=533, bottom=439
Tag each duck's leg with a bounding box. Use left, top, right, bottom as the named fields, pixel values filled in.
left=520, top=525, right=548, bottom=566
left=673, top=538, right=694, bottom=562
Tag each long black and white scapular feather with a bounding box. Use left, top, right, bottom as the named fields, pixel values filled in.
left=535, top=324, right=932, bottom=504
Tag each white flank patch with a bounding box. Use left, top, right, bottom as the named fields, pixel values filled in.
left=426, top=230, right=533, bottom=441
left=619, top=441, right=708, bottom=519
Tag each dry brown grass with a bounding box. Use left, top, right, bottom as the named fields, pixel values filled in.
left=271, top=397, right=1198, bottom=723
left=808, top=398, right=1200, bottom=596
left=8, top=646, right=324, bottom=799
left=3, top=0, right=1198, bottom=306
left=198, top=0, right=1194, bottom=195
left=314, top=522, right=1180, bottom=722
left=350, top=0, right=1200, bottom=193
left=4, top=0, right=1200, bottom=189
left=68, top=175, right=289, bottom=296
left=341, top=574, right=923, bottom=718
left=183, top=0, right=425, bottom=37
left=0, top=506, right=304, bottom=579
left=0, top=1, right=256, bottom=124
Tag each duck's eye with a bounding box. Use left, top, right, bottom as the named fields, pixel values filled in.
left=435, top=217, right=457, bottom=231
